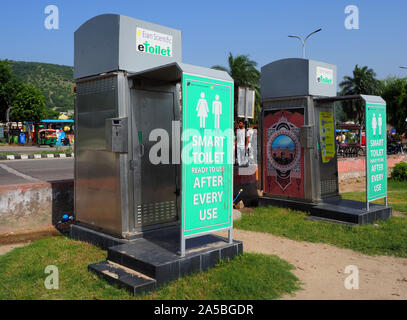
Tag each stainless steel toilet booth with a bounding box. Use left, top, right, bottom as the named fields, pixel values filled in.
left=259, top=58, right=339, bottom=203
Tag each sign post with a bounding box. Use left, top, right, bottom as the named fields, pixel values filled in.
left=237, top=87, right=255, bottom=166
left=365, top=102, right=387, bottom=210
left=181, top=73, right=234, bottom=256
left=237, top=87, right=255, bottom=119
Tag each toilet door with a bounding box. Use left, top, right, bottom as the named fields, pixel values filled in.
left=131, top=86, right=178, bottom=229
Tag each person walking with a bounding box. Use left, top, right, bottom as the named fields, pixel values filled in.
left=247, top=126, right=257, bottom=164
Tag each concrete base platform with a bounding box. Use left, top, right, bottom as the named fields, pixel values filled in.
left=72, top=224, right=243, bottom=295
left=259, top=196, right=392, bottom=224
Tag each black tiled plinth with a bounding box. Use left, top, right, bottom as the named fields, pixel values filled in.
left=259, top=196, right=392, bottom=224
left=108, top=228, right=243, bottom=285
left=71, top=224, right=243, bottom=295
left=88, top=261, right=156, bottom=295
left=70, top=224, right=128, bottom=250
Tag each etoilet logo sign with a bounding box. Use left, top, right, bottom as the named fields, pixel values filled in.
left=316, top=66, right=333, bottom=84
left=136, top=27, right=173, bottom=57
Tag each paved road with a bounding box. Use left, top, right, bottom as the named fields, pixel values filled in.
left=0, top=158, right=74, bottom=185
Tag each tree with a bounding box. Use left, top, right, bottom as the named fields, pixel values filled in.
left=0, top=59, right=12, bottom=83
left=381, top=77, right=407, bottom=135
left=0, top=60, right=20, bottom=122
left=1, top=59, right=48, bottom=122
left=44, top=108, right=60, bottom=119
left=212, top=52, right=260, bottom=122
left=339, top=65, right=381, bottom=124
left=9, top=83, right=46, bottom=122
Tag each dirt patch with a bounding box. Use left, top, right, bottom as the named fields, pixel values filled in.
left=0, top=225, right=60, bottom=246
left=218, top=229, right=407, bottom=299
left=0, top=243, right=28, bottom=255
left=339, top=177, right=366, bottom=193
left=239, top=207, right=255, bottom=214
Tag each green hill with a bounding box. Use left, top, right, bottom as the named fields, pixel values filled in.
left=9, top=61, right=74, bottom=113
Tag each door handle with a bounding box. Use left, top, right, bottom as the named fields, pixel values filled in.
left=129, top=160, right=136, bottom=170
left=139, top=143, right=144, bottom=157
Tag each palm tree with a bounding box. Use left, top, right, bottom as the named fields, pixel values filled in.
left=212, top=53, right=260, bottom=122
left=339, top=65, right=381, bottom=125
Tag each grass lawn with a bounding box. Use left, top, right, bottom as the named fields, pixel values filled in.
left=0, top=236, right=300, bottom=300
left=342, top=180, right=407, bottom=215
left=235, top=180, right=407, bottom=258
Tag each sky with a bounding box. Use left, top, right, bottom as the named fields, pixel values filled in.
left=0, top=0, right=406, bottom=87
left=272, top=135, right=295, bottom=150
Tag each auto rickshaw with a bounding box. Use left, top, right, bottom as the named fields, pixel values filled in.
left=38, top=129, right=57, bottom=147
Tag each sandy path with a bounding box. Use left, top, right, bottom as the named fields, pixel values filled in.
left=339, top=177, right=366, bottom=193
left=226, top=229, right=407, bottom=299
left=0, top=243, right=27, bottom=255
left=1, top=228, right=406, bottom=299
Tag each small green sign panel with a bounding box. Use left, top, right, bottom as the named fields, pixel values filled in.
left=182, top=73, right=233, bottom=237
left=366, top=103, right=387, bottom=202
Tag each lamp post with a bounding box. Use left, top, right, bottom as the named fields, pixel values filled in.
left=5, top=106, right=13, bottom=122
left=400, top=66, right=407, bottom=70
left=288, top=28, right=322, bottom=59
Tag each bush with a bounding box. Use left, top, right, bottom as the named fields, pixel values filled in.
left=391, top=162, right=407, bottom=181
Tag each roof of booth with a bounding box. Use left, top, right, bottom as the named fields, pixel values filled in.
left=128, top=62, right=233, bottom=83
left=74, top=14, right=182, bottom=79
left=314, top=94, right=386, bottom=105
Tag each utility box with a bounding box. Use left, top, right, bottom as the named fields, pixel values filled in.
left=105, top=117, right=128, bottom=153
left=74, top=14, right=233, bottom=242
left=259, top=58, right=339, bottom=203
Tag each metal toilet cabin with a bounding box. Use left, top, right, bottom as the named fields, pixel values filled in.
left=72, top=14, right=236, bottom=250
left=258, top=58, right=392, bottom=224
left=259, top=58, right=339, bottom=203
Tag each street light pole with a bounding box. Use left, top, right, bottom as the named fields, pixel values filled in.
left=288, top=28, right=322, bottom=59
left=5, top=106, right=13, bottom=122
left=400, top=66, right=407, bottom=70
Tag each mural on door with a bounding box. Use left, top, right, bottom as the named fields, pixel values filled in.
left=263, top=108, right=304, bottom=198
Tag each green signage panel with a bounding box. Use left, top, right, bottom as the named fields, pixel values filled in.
left=181, top=73, right=233, bottom=237
left=366, top=103, right=387, bottom=202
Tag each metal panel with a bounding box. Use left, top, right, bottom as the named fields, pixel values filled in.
left=308, top=60, right=337, bottom=97
left=128, top=62, right=233, bottom=83
left=261, top=59, right=309, bottom=99
left=74, top=14, right=120, bottom=80
left=130, top=84, right=178, bottom=230
left=306, top=96, right=318, bottom=202
left=117, top=73, right=131, bottom=236
left=178, top=63, right=233, bottom=82
left=262, top=97, right=308, bottom=112
left=261, top=59, right=337, bottom=100
left=118, top=15, right=182, bottom=74
left=74, top=14, right=182, bottom=79
left=75, top=74, right=123, bottom=236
